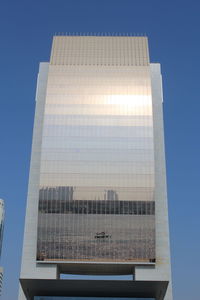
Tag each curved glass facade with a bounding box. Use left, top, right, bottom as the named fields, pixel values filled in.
left=37, top=36, right=155, bottom=263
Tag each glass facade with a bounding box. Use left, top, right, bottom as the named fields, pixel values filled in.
left=37, top=36, right=155, bottom=263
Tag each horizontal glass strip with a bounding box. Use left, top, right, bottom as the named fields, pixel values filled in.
left=39, top=199, right=155, bottom=215
left=42, top=125, right=153, bottom=138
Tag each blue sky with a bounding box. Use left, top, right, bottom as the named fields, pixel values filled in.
left=0, top=1, right=200, bottom=299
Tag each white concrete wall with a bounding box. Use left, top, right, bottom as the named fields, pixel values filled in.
left=135, top=64, right=173, bottom=300
left=18, top=63, right=57, bottom=300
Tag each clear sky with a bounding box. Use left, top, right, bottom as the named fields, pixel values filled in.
left=0, top=1, right=200, bottom=299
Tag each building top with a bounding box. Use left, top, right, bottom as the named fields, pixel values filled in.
left=0, top=199, right=4, bottom=218
left=50, top=35, right=149, bottom=66
left=0, top=199, right=4, bottom=220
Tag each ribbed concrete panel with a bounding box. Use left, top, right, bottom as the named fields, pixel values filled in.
left=50, top=36, right=149, bottom=66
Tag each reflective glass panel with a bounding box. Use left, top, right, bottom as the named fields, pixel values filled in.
left=37, top=37, right=155, bottom=263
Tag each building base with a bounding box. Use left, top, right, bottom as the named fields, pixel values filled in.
left=20, top=279, right=168, bottom=300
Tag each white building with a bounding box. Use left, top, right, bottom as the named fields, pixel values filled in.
left=19, top=35, right=172, bottom=300
left=0, top=199, right=4, bottom=296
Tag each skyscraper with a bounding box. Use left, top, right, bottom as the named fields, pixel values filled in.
left=0, top=199, right=5, bottom=296
left=19, top=35, right=172, bottom=300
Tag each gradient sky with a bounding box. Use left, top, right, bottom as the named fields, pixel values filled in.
left=0, top=1, right=200, bottom=299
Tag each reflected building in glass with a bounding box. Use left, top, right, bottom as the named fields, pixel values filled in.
left=19, top=35, right=172, bottom=300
